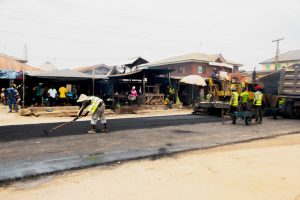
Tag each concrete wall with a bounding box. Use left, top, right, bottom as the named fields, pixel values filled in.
left=261, top=60, right=300, bottom=71
left=157, top=62, right=233, bottom=78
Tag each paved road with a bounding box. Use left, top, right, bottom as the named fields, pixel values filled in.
left=0, top=114, right=299, bottom=182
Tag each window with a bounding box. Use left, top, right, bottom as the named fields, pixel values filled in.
left=178, top=66, right=185, bottom=73
left=277, top=63, right=282, bottom=69
left=198, top=66, right=203, bottom=74
left=265, top=64, right=270, bottom=70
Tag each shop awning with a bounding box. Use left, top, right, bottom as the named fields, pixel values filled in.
left=29, top=69, right=94, bottom=81
left=109, top=68, right=171, bottom=79
left=209, top=62, right=233, bottom=68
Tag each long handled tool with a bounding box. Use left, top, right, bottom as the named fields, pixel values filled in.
left=43, top=116, right=82, bottom=135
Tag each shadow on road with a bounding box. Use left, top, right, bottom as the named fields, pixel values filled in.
left=0, top=115, right=221, bottom=142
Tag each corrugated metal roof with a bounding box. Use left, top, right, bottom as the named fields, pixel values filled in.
left=38, top=61, right=57, bottom=71
left=0, top=53, right=27, bottom=63
left=117, top=57, right=149, bottom=67
left=141, top=52, right=242, bottom=68
left=0, top=54, right=40, bottom=72
left=30, top=69, right=93, bottom=79
left=73, top=64, right=110, bottom=72
left=260, top=49, right=300, bottom=64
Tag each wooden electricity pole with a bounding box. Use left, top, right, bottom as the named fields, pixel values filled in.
left=272, top=38, right=284, bottom=71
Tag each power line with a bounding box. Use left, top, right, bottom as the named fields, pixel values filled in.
left=0, top=8, right=199, bottom=46
left=0, top=29, right=176, bottom=51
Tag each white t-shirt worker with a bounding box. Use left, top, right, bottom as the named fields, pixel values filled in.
left=48, top=88, right=57, bottom=99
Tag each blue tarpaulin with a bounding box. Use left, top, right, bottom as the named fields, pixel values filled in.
left=0, top=70, right=23, bottom=79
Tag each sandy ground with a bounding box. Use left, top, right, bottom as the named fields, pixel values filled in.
left=1, top=134, right=300, bottom=200
left=0, top=105, right=192, bottom=126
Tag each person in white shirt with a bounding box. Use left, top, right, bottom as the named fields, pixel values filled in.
left=48, top=86, right=57, bottom=107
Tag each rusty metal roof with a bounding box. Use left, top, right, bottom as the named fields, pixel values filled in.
left=0, top=54, right=40, bottom=72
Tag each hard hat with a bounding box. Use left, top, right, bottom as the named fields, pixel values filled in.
left=254, top=85, right=263, bottom=91
left=77, top=94, right=89, bottom=102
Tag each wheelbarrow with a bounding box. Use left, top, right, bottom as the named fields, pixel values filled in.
left=232, top=110, right=253, bottom=125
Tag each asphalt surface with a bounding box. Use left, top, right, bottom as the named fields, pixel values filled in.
left=0, top=114, right=299, bottom=183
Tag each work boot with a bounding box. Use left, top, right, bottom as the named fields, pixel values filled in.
left=88, top=129, right=96, bottom=134
left=101, top=128, right=109, bottom=133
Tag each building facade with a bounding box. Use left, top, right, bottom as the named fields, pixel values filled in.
left=260, top=49, right=300, bottom=71
left=142, top=52, right=242, bottom=79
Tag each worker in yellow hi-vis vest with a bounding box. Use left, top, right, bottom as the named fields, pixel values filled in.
left=229, top=87, right=239, bottom=124
left=253, top=86, right=264, bottom=124
left=76, top=94, right=109, bottom=134
left=240, top=88, right=249, bottom=111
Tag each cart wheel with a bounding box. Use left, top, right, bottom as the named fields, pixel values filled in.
left=245, top=117, right=251, bottom=125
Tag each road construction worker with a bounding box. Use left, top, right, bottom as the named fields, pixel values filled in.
left=229, top=87, right=239, bottom=124
left=76, top=94, right=109, bottom=134
left=253, top=86, right=264, bottom=124
left=240, top=88, right=249, bottom=111
left=278, top=97, right=286, bottom=109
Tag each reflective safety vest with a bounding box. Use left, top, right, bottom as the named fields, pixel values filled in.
left=279, top=98, right=286, bottom=106
left=87, top=96, right=103, bottom=114
left=254, top=91, right=263, bottom=106
left=240, top=91, right=249, bottom=103
left=230, top=91, right=239, bottom=107
left=278, top=97, right=286, bottom=108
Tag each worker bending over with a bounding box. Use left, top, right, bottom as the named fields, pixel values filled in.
left=229, top=87, right=239, bottom=124
left=76, top=94, right=109, bottom=134
left=253, top=86, right=264, bottom=124
left=240, top=88, right=249, bottom=111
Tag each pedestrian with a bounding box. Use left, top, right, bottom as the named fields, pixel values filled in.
left=131, top=86, right=137, bottom=97
left=33, top=83, right=43, bottom=105
left=48, top=85, right=57, bottom=107
left=72, top=85, right=78, bottom=103
left=164, top=95, right=170, bottom=109
left=4, top=86, right=18, bottom=112
left=58, top=85, right=67, bottom=106
left=240, top=88, right=249, bottom=111
left=229, top=87, right=239, bottom=124
left=0, top=88, right=5, bottom=104
left=12, top=84, right=21, bottom=105
left=42, top=86, right=49, bottom=106
left=75, top=94, right=109, bottom=134
left=253, top=86, right=264, bottom=124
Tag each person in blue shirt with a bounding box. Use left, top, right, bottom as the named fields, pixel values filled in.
left=4, top=87, right=18, bottom=113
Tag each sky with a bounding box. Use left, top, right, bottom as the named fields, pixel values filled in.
left=0, top=0, right=299, bottom=71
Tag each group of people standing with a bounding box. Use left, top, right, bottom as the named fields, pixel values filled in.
left=229, top=86, right=264, bottom=124
left=32, top=84, right=78, bottom=107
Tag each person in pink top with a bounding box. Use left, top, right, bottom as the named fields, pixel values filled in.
left=131, top=86, right=137, bottom=97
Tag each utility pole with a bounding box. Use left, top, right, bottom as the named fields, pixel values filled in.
left=272, top=37, right=284, bottom=71
left=22, top=44, right=28, bottom=108
left=92, top=69, right=95, bottom=96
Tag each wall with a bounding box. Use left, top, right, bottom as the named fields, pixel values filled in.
left=157, top=62, right=233, bottom=78
left=261, top=60, right=300, bottom=71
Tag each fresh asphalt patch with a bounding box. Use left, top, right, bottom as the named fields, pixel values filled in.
left=0, top=115, right=219, bottom=142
